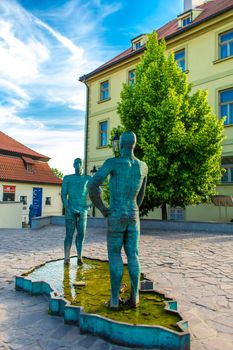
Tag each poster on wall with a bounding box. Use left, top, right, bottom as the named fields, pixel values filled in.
left=3, top=185, right=16, bottom=201
left=32, top=187, right=43, bottom=217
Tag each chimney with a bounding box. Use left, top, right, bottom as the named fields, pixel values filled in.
left=184, top=0, right=205, bottom=12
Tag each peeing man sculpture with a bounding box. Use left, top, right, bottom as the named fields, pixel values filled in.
left=61, top=158, right=91, bottom=265
left=88, top=131, right=148, bottom=309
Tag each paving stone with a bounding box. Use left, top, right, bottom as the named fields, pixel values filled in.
left=207, top=320, right=233, bottom=334
left=77, top=335, right=98, bottom=348
left=201, top=336, right=233, bottom=350
left=38, top=339, right=61, bottom=350
left=191, top=321, right=217, bottom=339
left=16, top=310, right=47, bottom=328
left=58, top=325, right=80, bottom=344
left=0, top=341, right=11, bottom=350
left=50, top=324, right=75, bottom=340
left=1, top=226, right=233, bottom=349
left=12, top=342, right=42, bottom=350
left=94, top=341, right=111, bottom=350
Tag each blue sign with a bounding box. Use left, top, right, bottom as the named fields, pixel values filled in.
left=32, top=187, right=43, bottom=217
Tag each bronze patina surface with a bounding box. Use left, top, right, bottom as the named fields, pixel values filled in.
left=61, top=158, right=91, bottom=265
left=88, top=132, right=148, bottom=309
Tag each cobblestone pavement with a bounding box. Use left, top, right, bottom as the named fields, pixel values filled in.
left=1, top=226, right=233, bottom=350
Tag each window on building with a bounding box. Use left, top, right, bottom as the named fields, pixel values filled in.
left=174, top=49, right=185, bottom=72
left=45, top=197, right=51, bottom=205
left=182, top=16, right=191, bottom=27
left=169, top=207, right=185, bottom=221
left=26, top=164, right=33, bottom=172
left=100, top=80, right=109, bottom=101
left=20, top=196, right=27, bottom=205
left=99, top=121, right=108, bottom=147
left=219, top=30, right=233, bottom=59
left=219, top=88, right=233, bottom=125
left=128, top=70, right=136, bottom=86
left=221, top=167, right=233, bottom=183
left=135, top=41, right=141, bottom=49
left=3, top=193, right=15, bottom=201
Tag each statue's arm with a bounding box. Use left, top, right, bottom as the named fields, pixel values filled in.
left=88, top=161, right=111, bottom=217
left=61, top=177, right=69, bottom=209
left=137, top=176, right=147, bottom=207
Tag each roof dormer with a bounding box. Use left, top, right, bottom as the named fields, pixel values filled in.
left=178, top=0, right=205, bottom=28
left=131, top=34, right=148, bottom=51
left=22, top=156, right=35, bottom=173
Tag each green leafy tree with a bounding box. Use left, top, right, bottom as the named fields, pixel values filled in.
left=52, top=167, right=64, bottom=180
left=117, top=31, right=224, bottom=220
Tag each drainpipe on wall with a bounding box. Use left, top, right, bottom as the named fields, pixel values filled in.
left=82, top=75, right=89, bottom=175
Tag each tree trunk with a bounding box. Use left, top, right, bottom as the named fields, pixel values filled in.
left=161, top=203, right=167, bottom=220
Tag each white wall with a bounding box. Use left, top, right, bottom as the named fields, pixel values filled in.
left=0, top=182, right=62, bottom=224
left=0, top=202, right=23, bottom=228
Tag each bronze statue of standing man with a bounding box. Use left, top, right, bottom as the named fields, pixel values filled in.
left=88, top=131, right=148, bottom=309
left=61, top=158, right=91, bottom=265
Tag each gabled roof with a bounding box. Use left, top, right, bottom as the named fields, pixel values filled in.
left=0, top=155, right=62, bottom=185
left=0, top=131, right=49, bottom=161
left=80, top=0, right=233, bottom=81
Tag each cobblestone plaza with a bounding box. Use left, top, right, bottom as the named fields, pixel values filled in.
left=1, top=225, right=233, bottom=350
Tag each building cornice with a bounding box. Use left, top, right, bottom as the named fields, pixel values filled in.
left=79, top=4, right=233, bottom=82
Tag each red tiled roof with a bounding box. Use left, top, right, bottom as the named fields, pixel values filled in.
left=0, top=155, right=62, bottom=185
left=0, top=131, right=49, bottom=160
left=157, top=0, right=233, bottom=39
left=22, top=156, right=35, bottom=165
left=80, top=0, right=233, bottom=80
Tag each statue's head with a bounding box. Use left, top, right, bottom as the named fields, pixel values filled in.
left=119, top=131, right=136, bottom=154
left=73, top=158, right=83, bottom=174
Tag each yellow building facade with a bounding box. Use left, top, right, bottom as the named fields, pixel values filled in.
left=80, top=0, right=233, bottom=221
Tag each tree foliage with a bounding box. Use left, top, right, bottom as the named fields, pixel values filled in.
left=52, top=167, right=64, bottom=180
left=117, top=32, right=224, bottom=219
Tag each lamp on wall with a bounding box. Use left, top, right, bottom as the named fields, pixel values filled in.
left=90, top=165, right=97, bottom=175
left=112, top=132, right=120, bottom=156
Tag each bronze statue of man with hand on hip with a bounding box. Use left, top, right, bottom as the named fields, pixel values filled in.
left=61, top=158, right=91, bottom=266
left=88, top=131, right=148, bottom=309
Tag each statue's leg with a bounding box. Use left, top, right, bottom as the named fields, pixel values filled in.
left=107, top=231, right=124, bottom=308
left=124, top=221, right=140, bottom=307
left=64, top=215, right=76, bottom=263
left=76, top=211, right=87, bottom=264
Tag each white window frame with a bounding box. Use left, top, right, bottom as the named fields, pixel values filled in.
left=219, top=29, right=233, bottom=60
left=174, top=49, right=186, bottom=72
left=219, top=88, right=233, bottom=125
left=100, top=80, right=109, bottom=101
left=98, top=120, right=108, bottom=148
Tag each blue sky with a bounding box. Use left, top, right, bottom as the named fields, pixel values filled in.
left=0, top=0, right=183, bottom=174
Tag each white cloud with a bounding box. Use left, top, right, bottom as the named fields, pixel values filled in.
left=0, top=109, right=84, bottom=174
left=0, top=78, right=29, bottom=100
left=0, top=20, right=50, bottom=82
left=0, top=0, right=122, bottom=173
left=34, top=18, right=84, bottom=58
